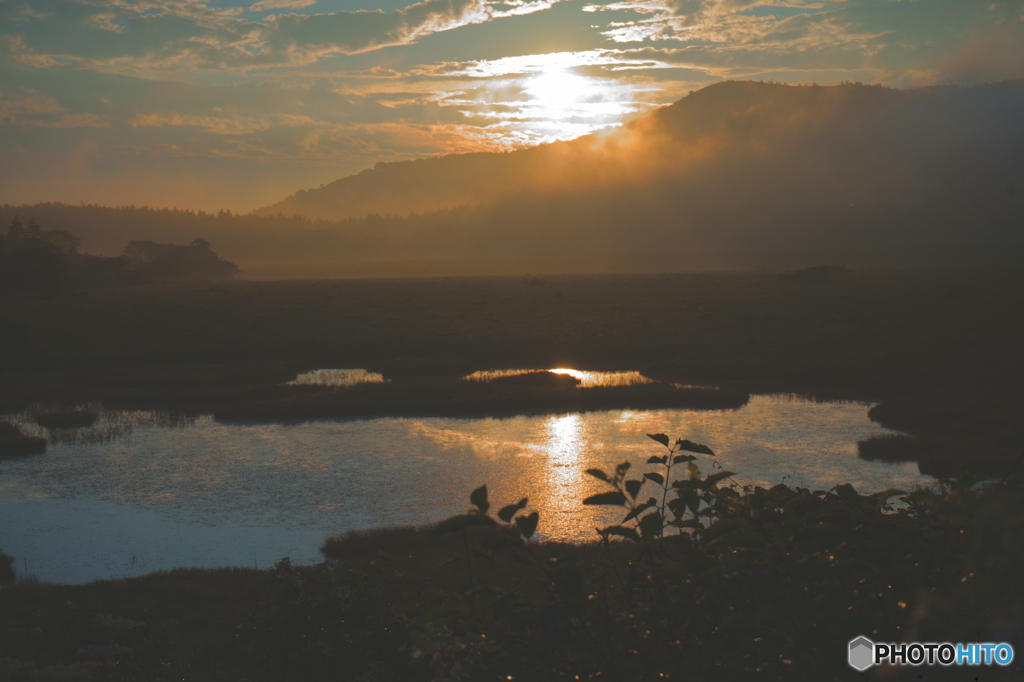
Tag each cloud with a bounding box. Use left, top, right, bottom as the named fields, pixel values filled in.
left=582, top=0, right=851, bottom=45
left=0, top=0, right=564, bottom=75
left=0, top=88, right=111, bottom=129
left=249, top=0, right=317, bottom=11
left=264, top=0, right=562, bottom=61
left=85, top=13, right=126, bottom=33
left=418, top=49, right=663, bottom=78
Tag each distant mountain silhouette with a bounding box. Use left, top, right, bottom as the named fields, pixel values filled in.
left=4, top=81, right=1022, bottom=277
left=254, top=80, right=1024, bottom=221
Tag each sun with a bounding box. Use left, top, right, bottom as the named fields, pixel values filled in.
left=525, top=67, right=594, bottom=120
left=465, top=52, right=640, bottom=145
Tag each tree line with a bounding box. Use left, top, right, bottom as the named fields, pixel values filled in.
left=0, top=215, right=238, bottom=293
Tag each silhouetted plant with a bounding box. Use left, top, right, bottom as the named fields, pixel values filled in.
left=0, top=550, right=14, bottom=586
left=398, top=434, right=983, bottom=681
left=431, top=485, right=538, bottom=584
left=583, top=433, right=735, bottom=545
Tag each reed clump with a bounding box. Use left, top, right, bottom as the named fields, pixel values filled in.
left=858, top=433, right=931, bottom=463
left=0, top=550, right=14, bottom=586
left=32, top=408, right=99, bottom=429
left=0, top=421, right=45, bottom=457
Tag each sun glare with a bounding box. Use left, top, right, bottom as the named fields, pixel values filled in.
left=461, top=52, right=645, bottom=145
left=526, top=68, right=594, bottom=119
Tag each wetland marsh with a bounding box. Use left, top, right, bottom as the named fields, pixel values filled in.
left=0, top=269, right=1021, bottom=582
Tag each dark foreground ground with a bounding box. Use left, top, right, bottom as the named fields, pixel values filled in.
left=2, top=470, right=1024, bottom=682
left=1, top=267, right=1022, bottom=474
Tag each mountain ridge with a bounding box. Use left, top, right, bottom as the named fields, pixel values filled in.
left=252, top=79, right=1024, bottom=221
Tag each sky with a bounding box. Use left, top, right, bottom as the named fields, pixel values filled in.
left=2, top=0, right=1023, bottom=213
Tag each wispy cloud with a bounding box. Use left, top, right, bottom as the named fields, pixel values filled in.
left=0, top=88, right=111, bottom=129
left=249, top=0, right=317, bottom=11
left=0, top=0, right=565, bottom=76
left=263, top=0, right=562, bottom=62
left=583, top=0, right=849, bottom=45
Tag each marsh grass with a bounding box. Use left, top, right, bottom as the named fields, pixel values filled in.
left=0, top=420, right=46, bottom=457
left=288, top=368, right=386, bottom=387
left=32, top=408, right=98, bottom=429
left=212, top=376, right=749, bottom=420
left=760, top=391, right=865, bottom=405
left=2, top=270, right=1019, bottom=396
left=0, top=566, right=267, bottom=681
left=858, top=433, right=930, bottom=463
left=7, top=404, right=200, bottom=448
left=0, top=269, right=1021, bottom=471
left=0, top=550, right=14, bottom=586
left=467, top=368, right=655, bottom=388
left=319, top=524, right=441, bottom=560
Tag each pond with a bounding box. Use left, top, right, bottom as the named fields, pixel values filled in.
left=0, top=394, right=931, bottom=585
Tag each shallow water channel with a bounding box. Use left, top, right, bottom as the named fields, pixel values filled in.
left=0, top=395, right=932, bottom=584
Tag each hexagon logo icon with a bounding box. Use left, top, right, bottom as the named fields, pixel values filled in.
left=849, top=636, right=875, bottom=671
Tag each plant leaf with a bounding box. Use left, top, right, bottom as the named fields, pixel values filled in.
left=647, top=456, right=668, bottom=465
left=602, top=525, right=641, bottom=542
left=515, top=511, right=540, bottom=539
left=639, top=512, right=664, bottom=541
left=676, top=439, right=715, bottom=456
left=623, top=498, right=657, bottom=523
left=470, top=484, right=489, bottom=513
left=497, top=498, right=528, bottom=523
left=647, top=433, right=670, bottom=447
left=625, top=479, right=644, bottom=500
left=701, top=471, right=736, bottom=489
left=583, top=491, right=627, bottom=506
left=585, top=468, right=609, bottom=482
left=644, top=472, right=665, bottom=485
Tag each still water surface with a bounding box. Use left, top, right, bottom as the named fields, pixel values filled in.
left=0, top=395, right=931, bottom=584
